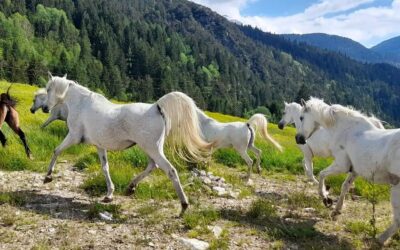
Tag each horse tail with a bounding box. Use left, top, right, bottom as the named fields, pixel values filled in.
left=247, top=114, right=283, bottom=152
left=1, top=83, right=17, bottom=107
left=156, top=91, right=213, bottom=162
left=6, top=83, right=13, bottom=96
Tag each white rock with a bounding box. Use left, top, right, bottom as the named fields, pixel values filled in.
left=48, top=228, right=56, bottom=234
left=212, top=186, right=227, bottom=196
left=228, top=190, right=240, bottom=199
left=200, top=170, right=206, bottom=176
left=207, top=225, right=223, bottom=238
left=202, top=177, right=212, bottom=185
left=88, top=229, right=96, bottom=235
left=173, top=235, right=209, bottom=250
left=246, top=179, right=254, bottom=186
left=303, top=207, right=316, bottom=213
left=99, top=212, right=113, bottom=221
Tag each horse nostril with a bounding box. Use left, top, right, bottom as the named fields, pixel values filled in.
left=278, top=122, right=284, bottom=130
left=295, top=134, right=306, bottom=145
left=30, top=109, right=35, bottom=114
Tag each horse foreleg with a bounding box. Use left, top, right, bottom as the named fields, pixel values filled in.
left=249, top=144, right=262, bottom=173
left=16, top=128, right=32, bottom=159
left=318, top=161, right=349, bottom=207
left=301, top=145, right=318, bottom=184
left=44, top=133, right=78, bottom=183
left=154, top=153, right=189, bottom=217
left=41, top=115, right=58, bottom=128
left=97, top=148, right=115, bottom=203
left=378, top=184, right=400, bottom=245
left=331, top=172, right=357, bottom=219
left=0, top=130, right=6, bottom=147
left=126, top=158, right=156, bottom=196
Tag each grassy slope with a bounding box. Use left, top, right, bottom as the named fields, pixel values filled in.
left=0, top=80, right=389, bottom=201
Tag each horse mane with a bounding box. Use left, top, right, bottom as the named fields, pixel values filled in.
left=305, top=97, right=378, bottom=128
left=34, top=88, right=47, bottom=96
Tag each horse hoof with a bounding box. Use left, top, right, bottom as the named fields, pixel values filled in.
left=323, top=197, right=333, bottom=208
left=102, top=197, right=113, bottom=203
left=330, top=210, right=341, bottom=220
left=125, top=187, right=135, bottom=196
left=28, top=154, right=34, bottom=160
left=179, top=203, right=189, bottom=218
left=325, top=184, right=331, bottom=191
left=43, top=176, right=53, bottom=184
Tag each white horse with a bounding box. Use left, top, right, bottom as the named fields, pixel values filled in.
left=42, top=73, right=212, bottom=216
left=30, top=88, right=68, bottom=128
left=197, top=110, right=282, bottom=178
left=296, top=97, right=400, bottom=245
left=278, top=102, right=384, bottom=183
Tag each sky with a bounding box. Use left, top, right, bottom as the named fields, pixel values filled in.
left=189, top=0, right=400, bottom=48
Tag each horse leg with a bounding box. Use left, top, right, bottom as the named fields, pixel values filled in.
left=125, top=158, right=156, bottom=196
left=249, top=144, right=262, bottom=173
left=331, top=172, right=357, bottom=219
left=41, top=115, right=58, bottom=128
left=318, top=161, right=350, bottom=207
left=237, top=149, right=253, bottom=181
left=15, top=128, right=32, bottom=159
left=301, top=145, right=318, bottom=184
left=44, top=133, right=78, bottom=183
left=0, top=129, right=6, bottom=147
left=153, top=153, right=189, bottom=217
left=378, top=184, right=400, bottom=245
left=97, top=147, right=115, bottom=203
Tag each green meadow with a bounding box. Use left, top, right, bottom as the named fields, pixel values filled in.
left=0, top=80, right=389, bottom=201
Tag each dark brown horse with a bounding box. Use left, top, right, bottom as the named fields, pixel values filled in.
left=0, top=84, right=32, bottom=159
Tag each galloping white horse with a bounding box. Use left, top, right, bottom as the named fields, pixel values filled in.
left=42, top=74, right=212, bottom=216
left=30, top=88, right=68, bottom=128
left=197, top=110, right=282, bottom=178
left=278, top=102, right=384, bottom=183
left=296, top=97, right=400, bottom=244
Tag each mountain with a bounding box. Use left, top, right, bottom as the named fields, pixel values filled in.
left=1, top=0, right=400, bottom=125
left=282, top=33, right=384, bottom=63
left=371, top=36, right=400, bottom=66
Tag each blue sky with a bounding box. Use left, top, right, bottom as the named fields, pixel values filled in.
left=190, top=0, right=400, bottom=47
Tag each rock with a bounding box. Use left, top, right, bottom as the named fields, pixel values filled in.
left=200, top=170, right=206, bottom=176
left=207, top=225, right=223, bottom=238
left=212, top=186, right=227, bottom=196
left=207, top=171, right=213, bottom=177
left=148, top=242, right=155, bottom=247
left=303, top=207, right=316, bottom=213
left=172, top=234, right=209, bottom=250
left=99, top=211, right=113, bottom=221
left=202, top=177, right=212, bottom=185
left=48, top=227, right=56, bottom=234
left=88, top=229, right=96, bottom=235
left=228, top=190, right=240, bottom=199
left=246, top=179, right=254, bottom=186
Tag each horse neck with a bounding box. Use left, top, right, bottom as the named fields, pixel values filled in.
left=64, top=84, right=92, bottom=106
left=290, top=106, right=302, bottom=130
left=197, top=109, right=217, bottom=125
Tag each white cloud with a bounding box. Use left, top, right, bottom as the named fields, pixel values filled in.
left=190, top=0, right=400, bottom=47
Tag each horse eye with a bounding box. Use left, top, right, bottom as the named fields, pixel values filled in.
left=300, top=116, right=304, bottom=121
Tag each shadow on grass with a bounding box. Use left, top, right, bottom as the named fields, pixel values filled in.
left=220, top=206, right=353, bottom=249
left=0, top=190, right=125, bottom=223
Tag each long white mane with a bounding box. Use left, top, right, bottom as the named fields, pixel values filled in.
left=305, top=97, right=379, bottom=128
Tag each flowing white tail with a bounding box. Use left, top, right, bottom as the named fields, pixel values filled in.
left=157, top=92, right=213, bottom=162
left=248, top=114, right=283, bottom=152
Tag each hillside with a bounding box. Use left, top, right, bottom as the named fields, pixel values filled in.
left=282, top=33, right=384, bottom=63
left=1, top=0, right=400, bottom=125
left=371, top=36, right=400, bottom=66
left=0, top=80, right=396, bottom=249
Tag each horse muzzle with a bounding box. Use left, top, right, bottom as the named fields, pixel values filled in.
left=30, top=108, right=35, bottom=114
left=278, top=121, right=285, bottom=130
left=295, top=133, right=306, bottom=145
left=42, top=106, right=50, bottom=113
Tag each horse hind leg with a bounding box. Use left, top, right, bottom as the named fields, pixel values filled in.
left=152, top=152, right=189, bottom=217
left=16, top=128, right=32, bottom=159
left=125, top=158, right=157, bottom=196
left=377, top=183, right=400, bottom=245
left=0, top=130, right=6, bottom=147
left=249, top=144, right=262, bottom=173
left=236, top=148, right=253, bottom=181
left=97, top=147, right=115, bottom=203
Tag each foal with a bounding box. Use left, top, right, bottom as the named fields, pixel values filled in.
left=0, top=84, right=32, bottom=159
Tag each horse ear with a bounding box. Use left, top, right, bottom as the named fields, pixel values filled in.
left=63, top=73, right=67, bottom=79
left=300, top=98, right=306, bottom=107
left=47, top=71, right=53, bottom=80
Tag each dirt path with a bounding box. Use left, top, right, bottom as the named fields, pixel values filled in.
left=0, top=163, right=395, bottom=249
